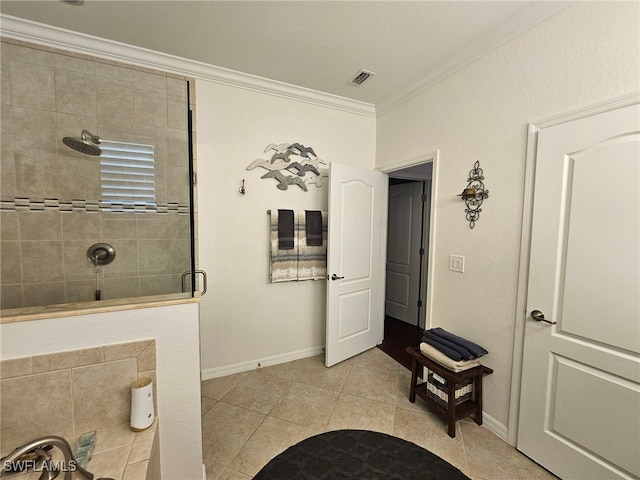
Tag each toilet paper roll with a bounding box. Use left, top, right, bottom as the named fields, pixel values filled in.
left=130, top=377, right=154, bottom=431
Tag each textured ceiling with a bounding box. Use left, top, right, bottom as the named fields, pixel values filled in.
left=0, top=1, right=570, bottom=108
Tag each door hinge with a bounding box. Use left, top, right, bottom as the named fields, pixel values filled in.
left=422, top=193, right=427, bottom=202
left=192, top=172, right=198, bottom=185
left=417, top=300, right=423, bottom=307
left=419, top=248, right=424, bottom=255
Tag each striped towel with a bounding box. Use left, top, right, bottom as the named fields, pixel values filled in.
left=269, top=210, right=298, bottom=282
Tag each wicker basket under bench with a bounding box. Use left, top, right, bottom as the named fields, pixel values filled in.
left=405, top=346, right=493, bottom=438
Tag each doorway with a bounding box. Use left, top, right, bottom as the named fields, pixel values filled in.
left=377, top=159, right=435, bottom=370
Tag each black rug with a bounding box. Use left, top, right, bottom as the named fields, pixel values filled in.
left=253, top=429, right=471, bottom=480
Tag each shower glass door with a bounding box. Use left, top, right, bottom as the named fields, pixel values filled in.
left=0, top=40, right=196, bottom=311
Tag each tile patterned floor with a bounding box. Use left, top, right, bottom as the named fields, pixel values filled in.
left=201, top=348, right=556, bottom=480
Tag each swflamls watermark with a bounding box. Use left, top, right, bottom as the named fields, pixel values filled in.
left=2, top=459, right=78, bottom=473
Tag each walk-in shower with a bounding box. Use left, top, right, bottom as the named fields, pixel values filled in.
left=0, top=39, right=197, bottom=311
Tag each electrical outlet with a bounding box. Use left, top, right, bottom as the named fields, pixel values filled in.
left=449, top=255, right=465, bottom=273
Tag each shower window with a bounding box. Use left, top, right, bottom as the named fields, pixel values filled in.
left=100, top=140, right=157, bottom=211
left=0, top=40, right=197, bottom=311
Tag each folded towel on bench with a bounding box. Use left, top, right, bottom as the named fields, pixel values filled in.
left=420, top=343, right=481, bottom=373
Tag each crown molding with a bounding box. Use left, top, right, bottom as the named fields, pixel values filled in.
left=0, top=14, right=376, bottom=118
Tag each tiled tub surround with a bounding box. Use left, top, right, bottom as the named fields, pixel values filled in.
left=0, top=38, right=196, bottom=310
left=0, top=339, right=159, bottom=480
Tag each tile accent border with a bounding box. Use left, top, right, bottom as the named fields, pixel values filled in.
left=1, top=198, right=190, bottom=215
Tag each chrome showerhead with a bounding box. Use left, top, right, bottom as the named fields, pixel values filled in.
left=62, top=129, right=102, bottom=156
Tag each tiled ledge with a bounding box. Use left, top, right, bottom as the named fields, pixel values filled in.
left=0, top=293, right=200, bottom=324
left=90, top=420, right=159, bottom=480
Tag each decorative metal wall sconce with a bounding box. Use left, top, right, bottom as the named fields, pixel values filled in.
left=458, top=160, right=489, bottom=229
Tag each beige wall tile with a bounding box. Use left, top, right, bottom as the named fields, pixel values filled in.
left=100, top=239, right=139, bottom=278
left=65, top=279, right=98, bottom=303
left=10, top=61, right=55, bottom=111
left=54, top=53, right=96, bottom=75
left=7, top=44, right=54, bottom=66
left=96, top=77, right=134, bottom=134
left=0, top=356, right=33, bottom=379
left=137, top=239, right=172, bottom=276
left=167, top=94, right=187, bottom=131
left=21, top=241, right=64, bottom=283
left=136, top=215, right=176, bottom=240
left=103, top=340, right=153, bottom=362
left=132, top=71, right=166, bottom=93
left=133, top=90, right=167, bottom=129
left=102, top=276, right=140, bottom=300
left=139, top=275, right=174, bottom=296
left=19, top=211, right=62, bottom=241
left=136, top=343, right=156, bottom=372
left=0, top=370, right=74, bottom=455
left=166, top=165, right=190, bottom=204
left=22, top=281, right=66, bottom=307
left=95, top=62, right=133, bottom=82
left=102, top=217, right=137, bottom=239
left=13, top=107, right=58, bottom=156
left=72, top=358, right=137, bottom=433
left=164, top=128, right=189, bottom=167
left=55, top=69, right=96, bottom=117
left=1, top=148, right=16, bottom=198
left=32, top=346, right=103, bottom=373
left=166, top=76, right=187, bottom=97
left=62, top=212, right=102, bottom=240
left=1, top=211, right=19, bottom=239
left=14, top=152, right=60, bottom=198
left=2, top=241, right=26, bottom=283
left=1, top=284, right=24, bottom=309
left=59, top=156, right=101, bottom=201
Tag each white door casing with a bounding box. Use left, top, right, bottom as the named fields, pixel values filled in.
left=385, top=182, right=424, bottom=325
left=517, top=102, right=640, bottom=479
left=326, top=162, right=386, bottom=367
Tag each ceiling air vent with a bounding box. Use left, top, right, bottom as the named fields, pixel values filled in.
left=347, top=69, right=376, bottom=87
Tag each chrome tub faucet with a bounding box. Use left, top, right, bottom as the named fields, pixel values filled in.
left=0, top=436, right=93, bottom=480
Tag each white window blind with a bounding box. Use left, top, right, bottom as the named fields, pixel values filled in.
left=100, top=140, right=156, bottom=208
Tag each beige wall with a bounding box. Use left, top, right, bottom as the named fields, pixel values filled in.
left=196, top=79, right=376, bottom=375
left=376, top=1, right=640, bottom=431
left=0, top=40, right=192, bottom=309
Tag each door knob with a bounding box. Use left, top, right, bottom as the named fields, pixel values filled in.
left=331, top=274, right=345, bottom=281
left=530, top=309, right=557, bottom=325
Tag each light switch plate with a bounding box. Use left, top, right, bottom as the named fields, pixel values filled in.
left=449, top=255, right=465, bottom=273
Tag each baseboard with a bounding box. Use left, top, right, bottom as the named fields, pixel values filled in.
left=201, top=346, right=324, bottom=381
left=481, top=412, right=510, bottom=444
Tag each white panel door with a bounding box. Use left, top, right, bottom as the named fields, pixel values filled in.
left=385, top=182, right=423, bottom=325
left=326, top=162, right=386, bottom=367
left=518, top=103, right=640, bottom=479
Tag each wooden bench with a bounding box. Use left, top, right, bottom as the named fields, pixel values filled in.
left=406, top=346, right=493, bottom=438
